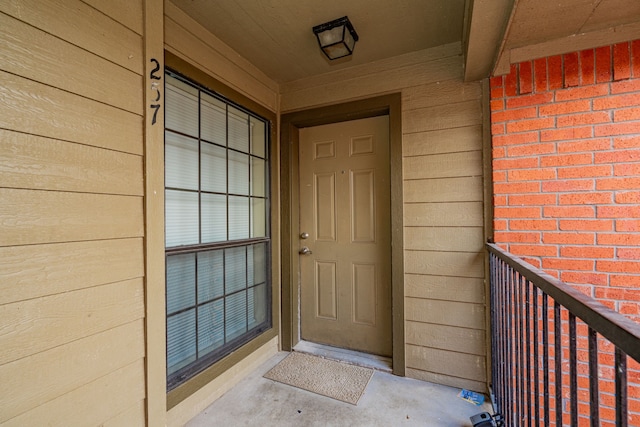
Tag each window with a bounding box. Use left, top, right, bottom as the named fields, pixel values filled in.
left=164, top=71, right=271, bottom=390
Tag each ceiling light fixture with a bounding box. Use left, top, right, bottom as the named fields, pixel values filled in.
left=312, top=16, right=359, bottom=60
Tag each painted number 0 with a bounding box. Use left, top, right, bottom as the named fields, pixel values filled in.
left=150, top=58, right=162, bottom=125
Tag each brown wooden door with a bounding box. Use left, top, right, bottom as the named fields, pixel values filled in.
left=299, top=116, right=391, bottom=356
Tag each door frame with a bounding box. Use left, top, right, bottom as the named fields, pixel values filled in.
left=280, top=94, right=405, bottom=376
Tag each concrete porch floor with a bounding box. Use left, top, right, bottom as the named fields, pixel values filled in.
left=186, top=351, right=493, bottom=427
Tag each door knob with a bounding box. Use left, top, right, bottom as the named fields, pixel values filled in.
left=300, top=232, right=309, bottom=239
left=299, top=247, right=312, bottom=255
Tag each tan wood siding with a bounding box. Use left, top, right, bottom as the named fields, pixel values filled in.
left=82, top=0, right=144, bottom=35
left=406, top=322, right=485, bottom=356
left=280, top=42, right=487, bottom=392
left=406, top=344, right=486, bottom=383
left=0, top=239, right=143, bottom=305
left=0, top=0, right=143, bottom=74
left=0, top=13, right=143, bottom=114
left=0, top=320, right=145, bottom=423
left=404, top=201, right=484, bottom=227
left=164, top=1, right=278, bottom=112
left=3, top=360, right=146, bottom=427
left=405, top=275, right=484, bottom=304
left=402, top=61, right=486, bottom=391
left=0, top=279, right=144, bottom=364
left=0, top=1, right=146, bottom=424
left=403, top=125, right=483, bottom=156
left=0, top=130, right=143, bottom=195
left=0, top=189, right=143, bottom=246
left=0, top=72, right=142, bottom=155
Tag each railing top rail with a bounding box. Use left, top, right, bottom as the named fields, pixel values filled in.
left=487, top=242, right=640, bottom=362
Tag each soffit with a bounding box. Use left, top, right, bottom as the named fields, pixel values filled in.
left=493, top=0, right=640, bottom=74
left=169, top=0, right=465, bottom=84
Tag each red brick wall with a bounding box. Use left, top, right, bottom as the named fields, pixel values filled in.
left=490, top=41, right=640, bottom=321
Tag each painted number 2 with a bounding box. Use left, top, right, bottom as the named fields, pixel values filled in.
left=150, top=58, right=162, bottom=125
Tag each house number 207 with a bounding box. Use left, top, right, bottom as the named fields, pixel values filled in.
left=150, top=58, right=162, bottom=125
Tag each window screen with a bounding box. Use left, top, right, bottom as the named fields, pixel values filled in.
left=164, top=71, right=271, bottom=390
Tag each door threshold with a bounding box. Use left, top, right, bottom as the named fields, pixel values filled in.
left=293, top=340, right=392, bottom=373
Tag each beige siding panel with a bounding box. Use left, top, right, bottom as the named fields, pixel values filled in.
left=406, top=368, right=486, bottom=393
left=405, top=298, right=485, bottom=329
left=0, top=72, right=142, bottom=155
left=164, top=16, right=277, bottom=112
left=282, top=42, right=462, bottom=95
left=3, top=359, right=145, bottom=427
left=402, top=79, right=482, bottom=111
left=403, top=100, right=482, bottom=134
left=0, top=0, right=143, bottom=74
left=0, top=238, right=143, bottom=305
left=406, top=321, right=485, bottom=356
left=102, top=400, right=146, bottom=427
left=0, top=320, right=145, bottom=422
left=165, top=1, right=278, bottom=93
left=0, top=279, right=144, bottom=364
left=403, top=176, right=483, bottom=203
left=0, top=13, right=142, bottom=114
left=281, top=55, right=463, bottom=112
left=404, top=226, right=484, bottom=252
left=405, top=274, right=484, bottom=304
left=100, top=400, right=146, bottom=427
left=402, top=126, right=483, bottom=157
left=0, top=189, right=143, bottom=247
left=404, top=201, right=484, bottom=227
left=0, top=130, right=143, bottom=196
left=403, top=151, right=483, bottom=180
left=406, top=344, right=486, bottom=382
left=404, top=250, right=484, bottom=278
left=82, top=0, right=144, bottom=35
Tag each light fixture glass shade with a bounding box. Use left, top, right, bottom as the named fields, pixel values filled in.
left=312, top=16, right=359, bottom=60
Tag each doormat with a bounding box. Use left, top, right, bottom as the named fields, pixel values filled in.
left=263, top=352, right=374, bottom=405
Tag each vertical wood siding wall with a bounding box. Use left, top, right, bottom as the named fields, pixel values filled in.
left=281, top=43, right=488, bottom=392
left=0, top=0, right=146, bottom=425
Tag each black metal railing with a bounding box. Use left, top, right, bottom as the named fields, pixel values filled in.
left=487, top=242, right=640, bottom=427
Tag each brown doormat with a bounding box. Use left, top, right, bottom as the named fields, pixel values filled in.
left=263, top=352, right=374, bottom=405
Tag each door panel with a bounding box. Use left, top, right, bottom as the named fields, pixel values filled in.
left=299, top=116, right=391, bottom=356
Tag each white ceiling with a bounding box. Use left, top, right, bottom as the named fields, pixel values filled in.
left=170, top=0, right=466, bottom=84
left=170, top=0, right=640, bottom=83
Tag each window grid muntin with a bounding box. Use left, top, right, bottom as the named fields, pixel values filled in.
left=165, top=70, right=271, bottom=390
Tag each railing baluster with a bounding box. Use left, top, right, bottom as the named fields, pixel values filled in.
left=495, top=256, right=502, bottom=415
left=489, top=254, right=496, bottom=409
left=525, top=279, right=532, bottom=427
left=518, top=274, right=525, bottom=425
left=500, top=261, right=508, bottom=418
left=543, top=293, right=550, bottom=426
left=589, top=327, right=599, bottom=427
left=486, top=243, right=640, bottom=427
left=505, top=270, right=515, bottom=424
left=569, top=313, right=577, bottom=426
left=615, top=348, right=628, bottom=427
left=515, top=272, right=521, bottom=425
left=491, top=253, right=500, bottom=415
left=554, top=302, right=562, bottom=427
left=533, top=286, right=540, bottom=427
